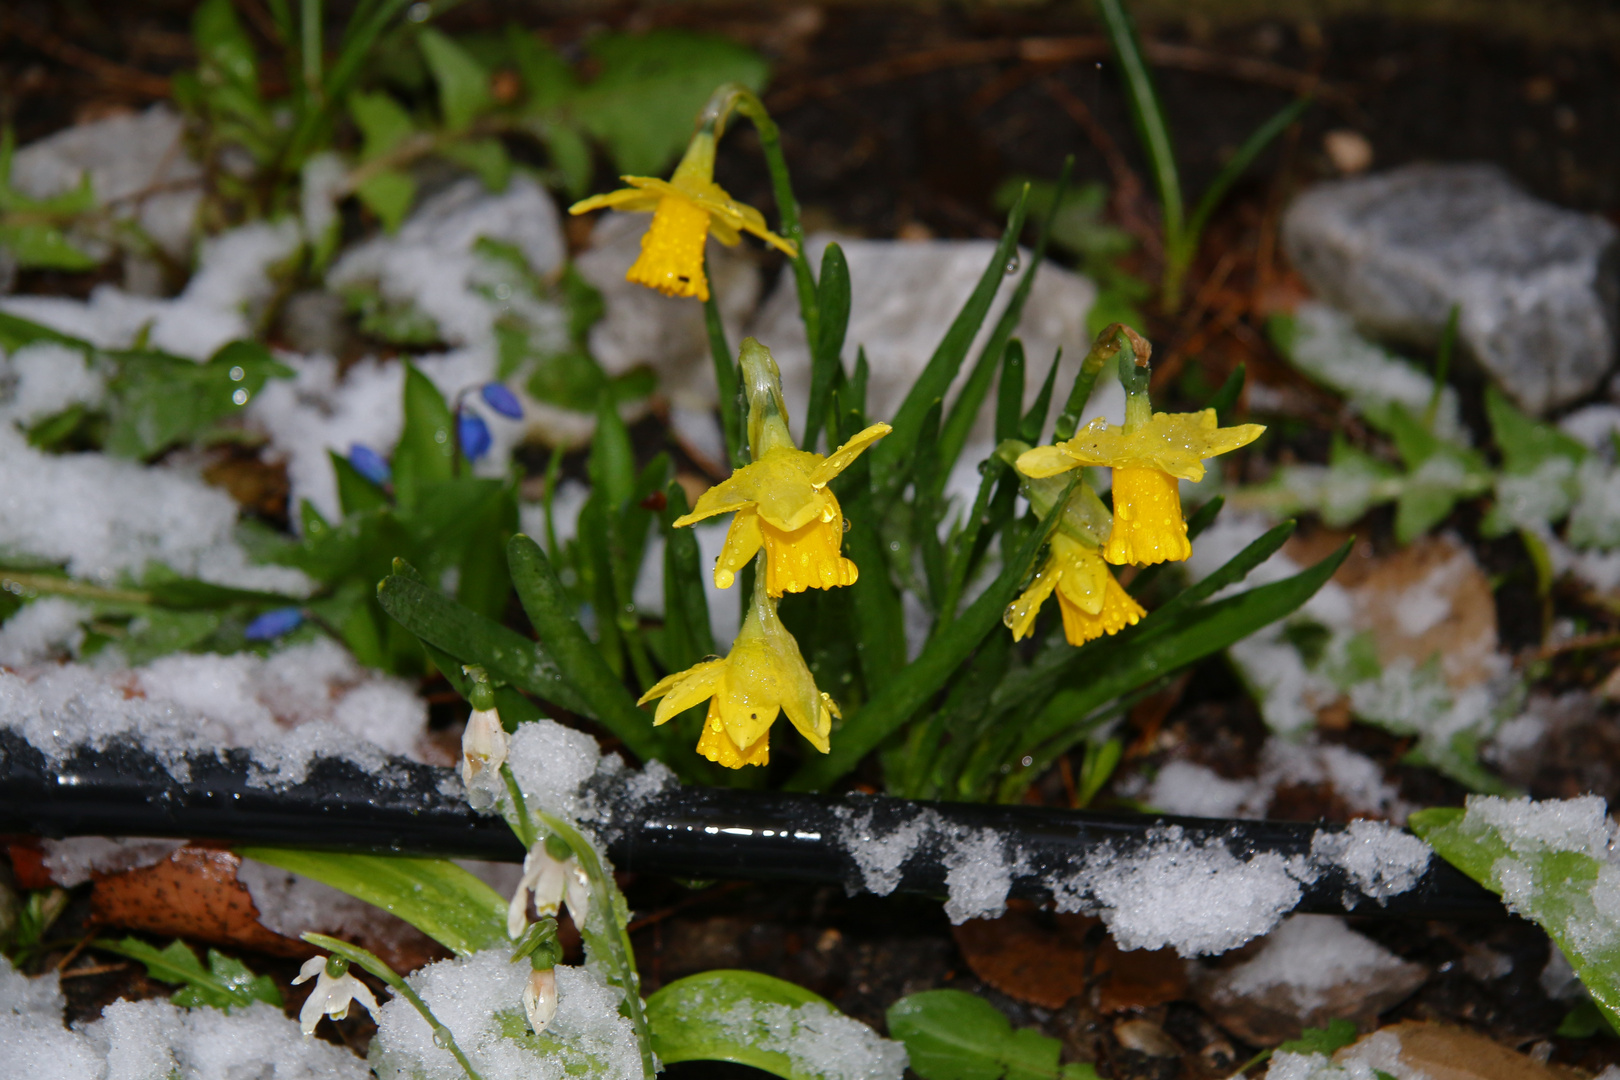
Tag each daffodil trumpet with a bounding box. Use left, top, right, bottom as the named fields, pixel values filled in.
left=637, top=568, right=839, bottom=769
left=1003, top=532, right=1145, bottom=646
left=674, top=339, right=890, bottom=596
left=568, top=121, right=796, bottom=302
left=1016, top=357, right=1263, bottom=567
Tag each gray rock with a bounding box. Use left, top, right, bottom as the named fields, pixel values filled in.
left=1283, top=163, right=1619, bottom=415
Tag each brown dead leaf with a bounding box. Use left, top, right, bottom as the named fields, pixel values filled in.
left=89, top=845, right=448, bottom=973
left=91, top=847, right=301, bottom=956
left=1338, top=1021, right=1574, bottom=1080
left=1348, top=536, right=1499, bottom=689
left=952, top=909, right=1186, bottom=1012
left=951, top=905, right=1089, bottom=1009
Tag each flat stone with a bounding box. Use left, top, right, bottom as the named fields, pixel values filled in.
left=1283, top=164, right=1619, bottom=415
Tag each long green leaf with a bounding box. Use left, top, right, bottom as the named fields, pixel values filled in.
left=869, top=188, right=1030, bottom=490
left=375, top=572, right=591, bottom=714
left=1020, top=539, right=1352, bottom=755
left=649, top=970, right=893, bottom=1080
left=391, top=362, right=457, bottom=512
left=506, top=534, right=709, bottom=778
left=803, top=242, right=851, bottom=449
left=788, top=480, right=1074, bottom=790
left=240, top=848, right=507, bottom=956
left=1096, top=0, right=1181, bottom=242
left=1184, top=95, right=1311, bottom=250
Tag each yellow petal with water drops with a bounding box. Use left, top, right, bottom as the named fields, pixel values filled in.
left=759, top=608, right=832, bottom=753
left=1055, top=410, right=1264, bottom=481
left=568, top=186, right=660, bottom=215
left=1056, top=572, right=1145, bottom=645
left=1015, top=443, right=1084, bottom=479
left=808, top=422, right=893, bottom=487
left=714, top=506, right=764, bottom=589
left=674, top=468, right=760, bottom=527
left=643, top=659, right=726, bottom=726
left=750, top=450, right=831, bottom=532
left=760, top=498, right=857, bottom=597
left=1104, top=467, right=1190, bottom=566
left=696, top=703, right=769, bottom=767
left=1051, top=535, right=1111, bottom=617
left=625, top=195, right=712, bottom=300
left=708, top=216, right=742, bottom=246
left=1003, top=550, right=1062, bottom=642
left=714, top=629, right=788, bottom=752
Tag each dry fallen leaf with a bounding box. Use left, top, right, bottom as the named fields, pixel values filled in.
left=951, top=908, right=1187, bottom=1012
left=1338, top=1021, right=1576, bottom=1080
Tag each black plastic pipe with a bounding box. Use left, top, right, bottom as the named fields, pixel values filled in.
left=0, top=730, right=1500, bottom=919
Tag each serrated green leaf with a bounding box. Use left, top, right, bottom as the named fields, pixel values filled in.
left=95, top=937, right=275, bottom=1011
left=887, top=989, right=1083, bottom=1080
left=1, top=224, right=99, bottom=270
left=648, top=970, right=895, bottom=1080
left=572, top=31, right=769, bottom=176
left=238, top=849, right=506, bottom=956
left=1277, top=1018, right=1358, bottom=1055
left=350, top=90, right=416, bottom=161
left=418, top=28, right=492, bottom=132
left=355, top=169, right=418, bottom=233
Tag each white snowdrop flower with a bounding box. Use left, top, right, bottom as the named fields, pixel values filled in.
left=460, top=707, right=509, bottom=784
left=508, top=837, right=587, bottom=938
left=292, top=954, right=379, bottom=1036
left=523, top=967, right=558, bottom=1033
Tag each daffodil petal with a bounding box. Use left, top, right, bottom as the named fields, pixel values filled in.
left=708, top=217, right=742, bottom=246
left=808, top=422, right=893, bottom=487
left=569, top=188, right=658, bottom=214
left=675, top=471, right=758, bottom=526
left=715, top=507, right=764, bottom=589
left=648, top=659, right=727, bottom=725
left=1016, top=444, right=1082, bottom=478
left=1003, top=551, right=1062, bottom=641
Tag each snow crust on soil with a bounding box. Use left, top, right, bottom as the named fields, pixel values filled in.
left=1214, top=915, right=1420, bottom=1012
left=370, top=950, right=641, bottom=1080
left=1, top=955, right=369, bottom=1080
left=1266, top=1030, right=1423, bottom=1080
left=1146, top=740, right=1405, bottom=823
left=0, top=638, right=430, bottom=784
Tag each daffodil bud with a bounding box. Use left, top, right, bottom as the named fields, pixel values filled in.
left=523, top=967, right=557, bottom=1034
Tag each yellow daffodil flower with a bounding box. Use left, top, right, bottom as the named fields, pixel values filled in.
left=675, top=412, right=891, bottom=597
left=1003, top=533, right=1145, bottom=646
left=1017, top=409, right=1263, bottom=567
left=638, top=584, right=838, bottom=768
left=568, top=127, right=796, bottom=302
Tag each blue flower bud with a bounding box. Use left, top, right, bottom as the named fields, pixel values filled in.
left=245, top=607, right=304, bottom=641
left=480, top=382, right=523, bottom=419
left=459, top=412, right=493, bottom=461
left=349, top=443, right=391, bottom=486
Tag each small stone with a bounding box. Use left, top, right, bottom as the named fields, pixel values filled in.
left=278, top=290, right=351, bottom=357
left=1323, top=130, right=1373, bottom=175
left=1283, top=164, right=1619, bottom=415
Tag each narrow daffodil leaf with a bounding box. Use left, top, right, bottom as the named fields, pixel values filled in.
left=240, top=848, right=507, bottom=956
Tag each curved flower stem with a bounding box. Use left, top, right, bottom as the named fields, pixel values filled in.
left=499, top=763, right=536, bottom=850
left=700, top=84, right=823, bottom=439
left=702, top=282, right=745, bottom=468
left=303, top=932, right=485, bottom=1080
left=534, top=812, right=656, bottom=1079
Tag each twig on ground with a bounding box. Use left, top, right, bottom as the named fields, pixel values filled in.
left=4, top=15, right=173, bottom=99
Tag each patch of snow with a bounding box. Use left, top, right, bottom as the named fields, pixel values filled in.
left=370, top=951, right=642, bottom=1080
left=39, top=836, right=182, bottom=887
left=0, top=341, right=106, bottom=427
left=0, top=598, right=90, bottom=667
left=0, top=425, right=310, bottom=593
left=691, top=993, right=908, bottom=1080
left=941, top=826, right=1016, bottom=924
left=835, top=805, right=935, bottom=897
left=1310, top=820, right=1432, bottom=901
left=1050, top=825, right=1317, bottom=957
left=1147, top=761, right=1257, bottom=818
left=1216, top=914, right=1419, bottom=1012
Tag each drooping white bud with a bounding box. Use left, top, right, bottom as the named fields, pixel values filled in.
left=461, top=708, right=509, bottom=784
left=523, top=967, right=557, bottom=1033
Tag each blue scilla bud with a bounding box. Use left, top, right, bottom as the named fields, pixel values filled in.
left=349, top=443, right=391, bottom=486
left=480, top=382, right=523, bottom=419
left=459, top=412, right=493, bottom=461
left=245, top=607, right=304, bottom=641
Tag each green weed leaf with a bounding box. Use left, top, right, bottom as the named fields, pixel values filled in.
left=887, top=989, right=1095, bottom=1080
left=96, top=937, right=280, bottom=1011
left=419, top=28, right=493, bottom=132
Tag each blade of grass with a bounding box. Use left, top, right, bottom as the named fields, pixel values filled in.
left=803, top=242, right=851, bottom=450
left=787, top=477, right=1077, bottom=791
left=1096, top=0, right=1182, bottom=246
left=1183, top=96, right=1311, bottom=257
left=869, top=187, right=1030, bottom=491
left=702, top=273, right=745, bottom=469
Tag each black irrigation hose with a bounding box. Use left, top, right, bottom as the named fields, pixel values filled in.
left=0, top=730, right=1501, bottom=920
